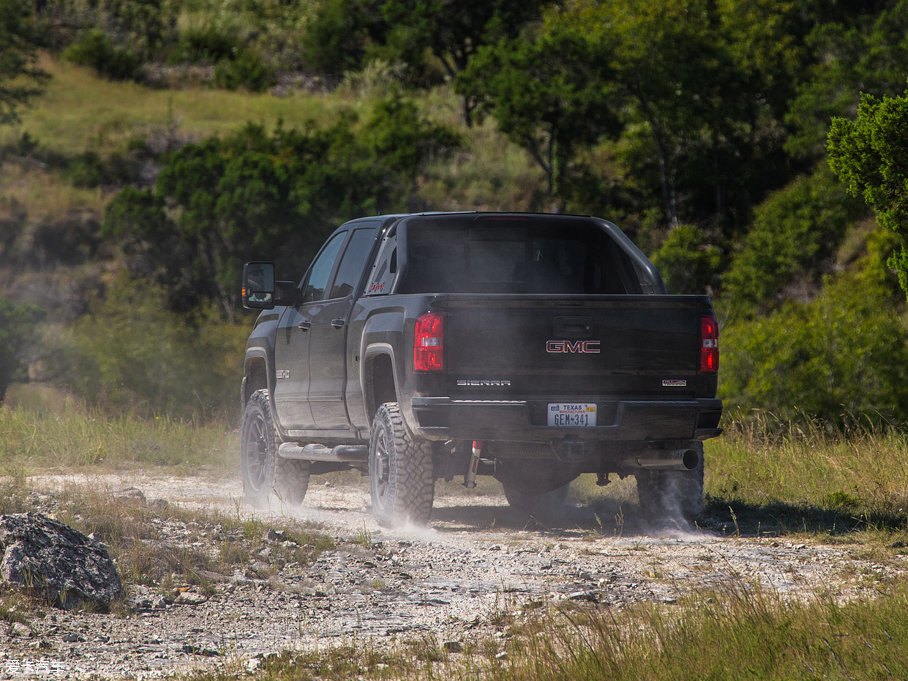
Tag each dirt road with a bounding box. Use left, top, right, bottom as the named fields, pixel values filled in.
left=2, top=472, right=904, bottom=679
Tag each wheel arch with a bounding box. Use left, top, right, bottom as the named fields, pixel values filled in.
left=243, top=349, right=271, bottom=407
left=362, top=343, right=399, bottom=423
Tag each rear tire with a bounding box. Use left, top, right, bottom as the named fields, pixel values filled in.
left=369, top=402, right=434, bottom=527
left=636, top=446, right=704, bottom=526
left=241, top=389, right=310, bottom=508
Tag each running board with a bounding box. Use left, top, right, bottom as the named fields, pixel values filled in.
left=277, top=443, right=368, bottom=462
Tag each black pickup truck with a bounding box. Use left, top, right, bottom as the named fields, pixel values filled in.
left=240, top=212, right=721, bottom=526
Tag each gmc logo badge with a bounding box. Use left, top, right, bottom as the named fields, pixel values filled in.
left=546, top=340, right=601, bottom=354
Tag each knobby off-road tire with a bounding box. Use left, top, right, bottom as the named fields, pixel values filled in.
left=241, top=389, right=310, bottom=508
left=369, top=402, right=434, bottom=527
left=635, top=445, right=704, bottom=526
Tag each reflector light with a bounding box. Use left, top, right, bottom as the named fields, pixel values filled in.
left=414, top=312, right=444, bottom=372
left=700, top=314, right=719, bottom=373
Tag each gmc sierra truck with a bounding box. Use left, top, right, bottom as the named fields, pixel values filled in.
left=240, top=212, right=722, bottom=526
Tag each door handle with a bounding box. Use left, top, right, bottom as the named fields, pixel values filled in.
left=330, top=319, right=346, bottom=329
left=298, top=320, right=311, bottom=331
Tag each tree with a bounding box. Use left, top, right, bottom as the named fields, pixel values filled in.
left=786, top=0, right=908, bottom=160
left=381, top=0, right=545, bottom=125
left=560, top=0, right=788, bottom=231
left=0, top=0, right=48, bottom=125
left=0, top=297, right=44, bottom=404
left=827, top=89, right=908, bottom=298
left=456, top=24, right=620, bottom=199
left=301, top=0, right=388, bottom=78
left=103, top=101, right=459, bottom=314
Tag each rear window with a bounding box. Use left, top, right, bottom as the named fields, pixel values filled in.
left=398, top=216, right=640, bottom=294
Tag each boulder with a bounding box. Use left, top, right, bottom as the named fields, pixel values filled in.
left=0, top=512, right=124, bottom=610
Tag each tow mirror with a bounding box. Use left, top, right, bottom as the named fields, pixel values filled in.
left=242, top=262, right=275, bottom=309
left=242, top=262, right=300, bottom=309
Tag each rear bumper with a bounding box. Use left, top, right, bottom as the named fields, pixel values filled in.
left=408, top=397, right=722, bottom=443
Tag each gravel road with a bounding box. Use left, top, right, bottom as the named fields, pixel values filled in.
left=2, top=471, right=905, bottom=679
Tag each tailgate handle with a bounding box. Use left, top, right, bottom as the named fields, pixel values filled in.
left=554, top=316, right=593, bottom=338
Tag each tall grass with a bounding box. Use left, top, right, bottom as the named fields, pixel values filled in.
left=487, top=583, right=908, bottom=681
left=705, top=413, right=908, bottom=522
left=0, top=398, right=235, bottom=474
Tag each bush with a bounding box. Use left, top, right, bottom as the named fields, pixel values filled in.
left=47, top=275, right=247, bottom=420
left=104, top=110, right=459, bottom=312
left=722, top=166, right=863, bottom=315
left=719, top=230, right=908, bottom=425
left=0, top=298, right=44, bottom=403
left=650, top=224, right=722, bottom=293
left=213, top=48, right=275, bottom=92
left=62, top=29, right=142, bottom=81
left=172, top=25, right=238, bottom=64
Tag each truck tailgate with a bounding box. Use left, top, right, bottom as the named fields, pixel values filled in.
left=434, top=294, right=713, bottom=399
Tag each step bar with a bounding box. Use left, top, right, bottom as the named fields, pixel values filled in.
left=277, top=442, right=368, bottom=462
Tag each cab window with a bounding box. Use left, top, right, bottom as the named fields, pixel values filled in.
left=300, top=232, right=346, bottom=304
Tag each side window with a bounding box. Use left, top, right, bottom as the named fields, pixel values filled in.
left=364, top=237, right=398, bottom=296
left=300, top=232, right=346, bottom=304
left=329, top=228, right=378, bottom=299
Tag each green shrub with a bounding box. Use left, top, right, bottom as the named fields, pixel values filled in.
left=172, top=25, right=238, bottom=64
left=47, top=275, right=247, bottom=420
left=104, top=110, right=459, bottom=312
left=722, top=166, right=863, bottom=315
left=650, top=224, right=722, bottom=293
left=62, top=29, right=142, bottom=81
left=0, top=298, right=44, bottom=404
left=212, top=49, right=275, bottom=92
left=719, top=230, right=908, bottom=425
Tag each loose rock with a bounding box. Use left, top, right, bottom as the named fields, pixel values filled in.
left=0, top=513, right=124, bottom=610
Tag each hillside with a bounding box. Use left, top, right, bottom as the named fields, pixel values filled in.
left=0, top=0, right=907, bottom=425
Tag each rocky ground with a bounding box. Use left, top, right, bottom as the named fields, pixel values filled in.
left=2, top=472, right=906, bottom=679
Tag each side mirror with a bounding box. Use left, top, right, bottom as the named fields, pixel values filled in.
left=242, top=262, right=301, bottom=309
left=242, top=262, right=275, bottom=309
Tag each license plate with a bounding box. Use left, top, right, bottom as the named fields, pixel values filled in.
left=548, top=403, right=597, bottom=427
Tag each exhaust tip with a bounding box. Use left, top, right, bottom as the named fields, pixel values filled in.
left=681, top=449, right=699, bottom=470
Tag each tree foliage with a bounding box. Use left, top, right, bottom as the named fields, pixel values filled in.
left=650, top=225, right=722, bottom=294
left=719, top=232, right=908, bottom=425
left=828, top=89, right=908, bottom=299
left=723, top=166, right=864, bottom=315
left=456, top=23, right=619, bottom=198
left=103, top=98, right=459, bottom=313
left=0, top=0, right=48, bottom=125
left=786, top=0, right=908, bottom=159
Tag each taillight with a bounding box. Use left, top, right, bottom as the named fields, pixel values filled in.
left=700, top=314, right=719, bottom=373
left=414, top=312, right=444, bottom=372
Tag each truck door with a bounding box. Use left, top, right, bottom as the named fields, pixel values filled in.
left=273, top=231, right=347, bottom=431
left=308, top=226, right=379, bottom=430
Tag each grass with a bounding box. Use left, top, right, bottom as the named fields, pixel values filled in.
left=487, top=582, right=908, bottom=681
left=0, top=54, right=349, bottom=157
left=703, top=415, right=908, bottom=542
left=0, top=54, right=543, bottom=217
left=0, top=394, right=235, bottom=475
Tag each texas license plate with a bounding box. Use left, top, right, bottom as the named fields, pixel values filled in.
left=547, top=403, right=597, bottom=427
